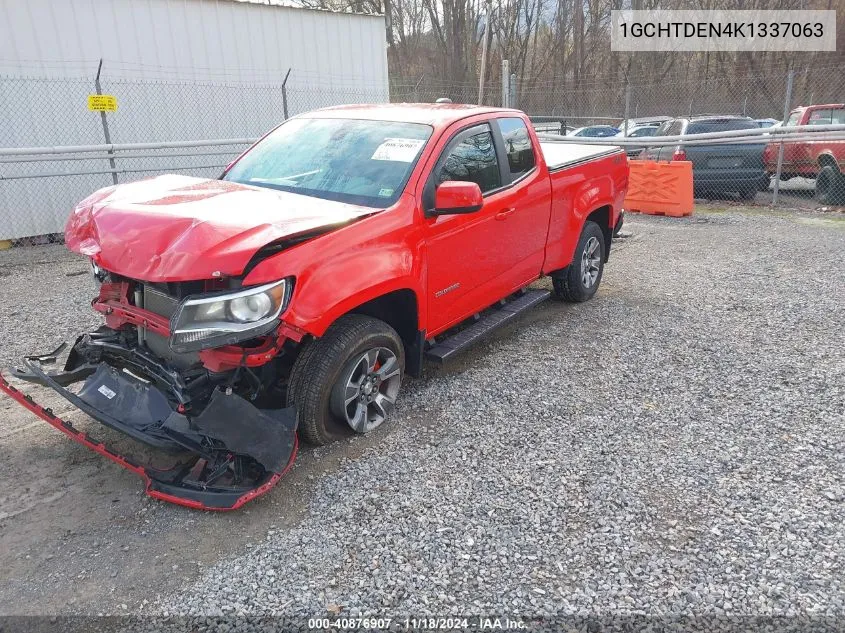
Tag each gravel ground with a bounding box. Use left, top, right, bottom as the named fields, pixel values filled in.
left=0, top=245, right=102, bottom=367
left=159, top=209, right=844, bottom=623
left=1, top=208, right=843, bottom=630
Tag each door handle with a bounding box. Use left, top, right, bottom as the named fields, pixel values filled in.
left=495, top=207, right=516, bottom=221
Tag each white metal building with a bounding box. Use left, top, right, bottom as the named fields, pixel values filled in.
left=0, top=0, right=388, bottom=85
left=0, top=0, right=389, bottom=239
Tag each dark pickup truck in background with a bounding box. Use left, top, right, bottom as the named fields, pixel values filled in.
left=640, top=115, right=767, bottom=200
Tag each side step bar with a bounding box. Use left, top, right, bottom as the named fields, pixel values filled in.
left=425, top=289, right=551, bottom=363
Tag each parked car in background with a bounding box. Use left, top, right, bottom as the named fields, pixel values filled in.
left=762, top=104, right=845, bottom=204
left=567, top=125, right=620, bottom=138
left=641, top=115, right=766, bottom=200
left=616, top=116, right=671, bottom=133
left=755, top=118, right=780, bottom=128
left=615, top=124, right=659, bottom=157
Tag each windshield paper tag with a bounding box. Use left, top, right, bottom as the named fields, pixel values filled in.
left=371, top=138, right=425, bottom=163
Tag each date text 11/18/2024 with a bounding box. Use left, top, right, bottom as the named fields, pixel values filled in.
left=307, top=616, right=527, bottom=630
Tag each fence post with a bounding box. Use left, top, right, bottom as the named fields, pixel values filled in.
left=281, top=68, right=292, bottom=119
left=501, top=60, right=510, bottom=108
left=623, top=78, right=631, bottom=136
left=94, top=59, right=118, bottom=185
left=509, top=73, right=517, bottom=110
left=772, top=67, right=795, bottom=207
left=413, top=74, right=425, bottom=102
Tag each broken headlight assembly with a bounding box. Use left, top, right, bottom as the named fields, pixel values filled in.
left=169, top=278, right=292, bottom=353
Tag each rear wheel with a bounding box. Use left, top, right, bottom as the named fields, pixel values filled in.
left=552, top=220, right=605, bottom=303
left=287, top=315, right=404, bottom=446
left=738, top=186, right=757, bottom=200
left=815, top=165, right=845, bottom=205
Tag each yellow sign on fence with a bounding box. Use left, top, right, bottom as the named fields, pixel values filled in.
left=87, top=94, right=118, bottom=112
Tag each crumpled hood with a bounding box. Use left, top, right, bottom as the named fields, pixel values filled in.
left=66, top=175, right=379, bottom=281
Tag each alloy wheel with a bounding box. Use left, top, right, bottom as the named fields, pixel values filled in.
left=581, top=236, right=602, bottom=288
left=331, top=347, right=401, bottom=433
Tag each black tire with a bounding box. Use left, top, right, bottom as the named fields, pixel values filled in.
left=738, top=186, right=757, bottom=201
left=552, top=220, right=606, bottom=303
left=286, top=314, right=405, bottom=446
left=815, top=165, right=845, bottom=205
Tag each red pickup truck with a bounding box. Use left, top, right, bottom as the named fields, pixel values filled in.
left=1, top=104, right=627, bottom=509
left=763, top=103, right=845, bottom=204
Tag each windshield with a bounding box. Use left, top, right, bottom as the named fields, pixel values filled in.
left=224, top=118, right=433, bottom=207
left=630, top=127, right=658, bottom=137
left=784, top=111, right=802, bottom=127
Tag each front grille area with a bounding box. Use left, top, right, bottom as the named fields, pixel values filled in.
left=138, top=284, right=202, bottom=368
left=142, top=285, right=180, bottom=320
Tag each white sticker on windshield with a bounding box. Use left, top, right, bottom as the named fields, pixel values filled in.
left=371, top=138, right=425, bottom=163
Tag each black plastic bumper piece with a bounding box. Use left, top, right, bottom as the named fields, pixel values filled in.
left=20, top=359, right=297, bottom=475
left=23, top=360, right=183, bottom=450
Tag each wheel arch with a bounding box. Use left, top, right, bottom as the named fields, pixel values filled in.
left=818, top=153, right=840, bottom=172
left=301, top=285, right=425, bottom=378
left=585, top=204, right=613, bottom=261
left=349, top=288, right=424, bottom=377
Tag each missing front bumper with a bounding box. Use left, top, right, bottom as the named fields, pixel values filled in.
left=2, top=344, right=298, bottom=510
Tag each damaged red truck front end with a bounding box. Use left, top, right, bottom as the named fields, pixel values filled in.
left=1, top=176, right=347, bottom=508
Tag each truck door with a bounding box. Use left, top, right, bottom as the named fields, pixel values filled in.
left=423, top=119, right=551, bottom=335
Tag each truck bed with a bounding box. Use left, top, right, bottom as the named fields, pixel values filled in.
left=539, top=140, right=622, bottom=171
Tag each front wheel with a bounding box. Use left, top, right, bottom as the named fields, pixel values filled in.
left=552, top=220, right=606, bottom=303
left=287, top=315, right=405, bottom=446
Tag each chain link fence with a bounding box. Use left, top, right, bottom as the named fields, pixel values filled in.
left=400, top=62, right=845, bottom=211
left=2, top=63, right=844, bottom=245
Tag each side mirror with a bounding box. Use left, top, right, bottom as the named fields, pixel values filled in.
left=429, top=181, right=483, bottom=216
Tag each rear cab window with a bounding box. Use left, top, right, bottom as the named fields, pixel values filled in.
left=686, top=119, right=758, bottom=135
left=808, top=109, right=833, bottom=125
left=497, top=117, right=536, bottom=179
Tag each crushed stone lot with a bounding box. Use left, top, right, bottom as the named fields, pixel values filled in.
left=0, top=208, right=843, bottom=627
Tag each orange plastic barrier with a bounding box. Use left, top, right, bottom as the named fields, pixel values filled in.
left=623, top=160, right=694, bottom=217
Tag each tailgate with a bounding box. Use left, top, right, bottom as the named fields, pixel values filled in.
left=687, top=144, right=765, bottom=170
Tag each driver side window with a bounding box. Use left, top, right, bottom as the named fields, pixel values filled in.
left=437, top=129, right=501, bottom=194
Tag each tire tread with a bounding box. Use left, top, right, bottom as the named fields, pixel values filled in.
left=287, top=314, right=403, bottom=446
left=552, top=220, right=605, bottom=303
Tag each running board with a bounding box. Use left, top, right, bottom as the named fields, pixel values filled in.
left=425, top=289, right=551, bottom=364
